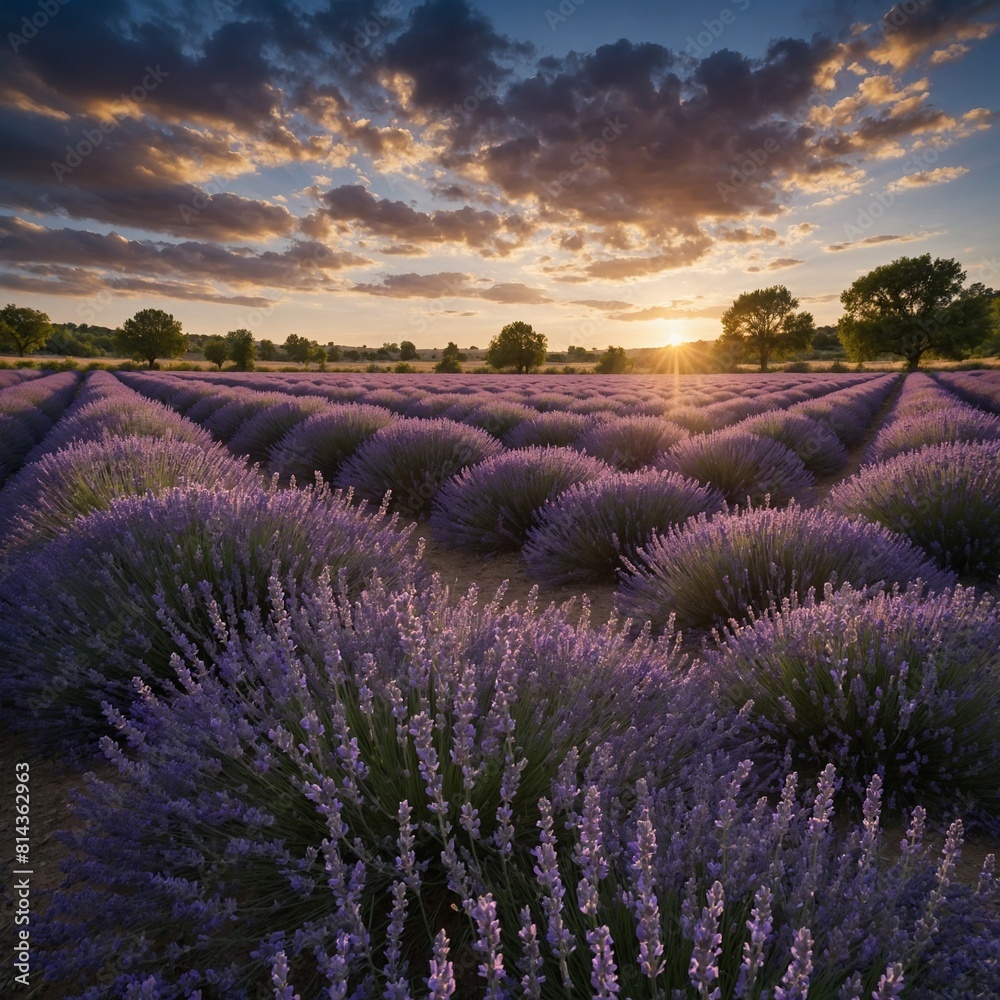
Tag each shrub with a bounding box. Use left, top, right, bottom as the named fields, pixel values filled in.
left=226, top=396, right=329, bottom=466
left=429, top=446, right=606, bottom=552
left=738, top=411, right=848, bottom=475
left=865, top=408, right=1000, bottom=463
left=335, top=418, right=504, bottom=517
left=827, top=441, right=1000, bottom=582
left=615, top=504, right=953, bottom=633
left=704, top=584, right=1000, bottom=822
left=503, top=410, right=589, bottom=448
left=32, top=395, right=213, bottom=453
left=793, top=398, right=869, bottom=446
left=524, top=469, right=725, bottom=585
left=203, top=391, right=293, bottom=441
left=35, top=580, right=1000, bottom=998
left=0, top=435, right=253, bottom=553
left=459, top=399, right=535, bottom=440
left=576, top=415, right=688, bottom=470
left=656, top=430, right=815, bottom=506
left=268, top=403, right=397, bottom=483
left=0, top=481, right=418, bottom=747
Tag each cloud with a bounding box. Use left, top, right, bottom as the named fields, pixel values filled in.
left=351, top=271, right=550, bottom=303
left=824, top=232, right=927, bottom=252
left=746, top=257, right=804, bottom=272
left=887, top=165, right=969, bottom=191
left=316, top=184, right=532, bottom=256
left=0, top=216, right=368, bottom=298
left=871, top=0, right=999, bottom=71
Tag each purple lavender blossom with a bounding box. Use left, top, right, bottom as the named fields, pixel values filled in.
left=827, top=440, right=1000, bottom=581
left=429, top=446, right=606, bottom=552
left=524, top=468, right=725, bottom=585
left=616, top=504, right=952, bottom=634
left=656, top=430, right=815, bottom=506
left=335, top=417, right=504, bottom=517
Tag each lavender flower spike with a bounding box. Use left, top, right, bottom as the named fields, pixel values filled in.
left=774, top=926, right=813, bottom=1000
left=689, top=880, right=724, bottom=999
left=427, top=929, right=456, bottom=1000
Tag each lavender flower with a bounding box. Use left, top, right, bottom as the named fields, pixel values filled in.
left=828, top=440, right=1000, bottom=581
left=617, top=504, right=952, bottom=634
left=335, top=417, right=504, bottom=517
left=524, top=468, right=724, bottom=585
left=429, top=446, right=606, bottom=552
left=656, top=429, right=815, bottom=506
left=576, top=415, right=688, bottom=470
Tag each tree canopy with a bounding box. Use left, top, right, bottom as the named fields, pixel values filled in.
left=226, top=328, right=256, bottom=371
left=203, top=338, right=228, bottom=369
left=487, top=321, right=547, bottom=373
left=0, top=304, right=53, bottom=356
left=718, top=286, right=814, bottom=372
left=595, top=345, right=632, bottom=374
left=837, top=255, right=993, bottom=371
left=115, top=308, right=186, bottom=368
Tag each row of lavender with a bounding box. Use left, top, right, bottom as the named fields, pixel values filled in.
left=0, top=370, right=80, bottom=486
left=116, top=368, right=1000, bottom=609
left=0, top=371, right=998, bottom=996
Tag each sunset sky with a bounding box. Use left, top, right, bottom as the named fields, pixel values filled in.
left=2, top=0, right=998, bottom=350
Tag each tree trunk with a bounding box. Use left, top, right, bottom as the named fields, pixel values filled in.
left=905, top=353, right=920, bottom=372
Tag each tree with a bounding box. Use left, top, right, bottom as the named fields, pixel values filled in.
left=486, top=321, right=547, bottom=373
left=283, top=333, right=313, bottom=364
left=838, top=255, right=993, bottom=371
left=595, top=345, right=632, bottom=374
left=226, top=328, right=256, bottom=371
left=718, top=286, right=814, bottom=372
left=116, top=308, right=187, bottom=368
left=435, top=355, right=462, bottom=373
left=203, top=337, right=228, bottom=369
left=326, top=344, right=342, bottom=362
left=443, top=341, right=467, bottom=362
left=0, top=304, right=54, bottom=356
left=399, top=340, right=418, bottom=361
left=258, top=338, right=277, bottom=361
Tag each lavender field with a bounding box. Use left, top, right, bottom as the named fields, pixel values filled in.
left=1, top=368, right=1000, bottom=999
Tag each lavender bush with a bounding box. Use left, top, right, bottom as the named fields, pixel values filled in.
left=864, top=407, right=1000, bottom=463
left=268, top=403, right=397, bottom=484
left=335, top=417, right=504, bottom=518
left=202, top=391, right=294, bottom=442
left=459, top=399, right=535, bottom=440
left=34, top=574, right=998, bottom=998
left=616, top=504, right=953, bottom=634
left=576, top=415, right=688, bottom=471
left=828, top=441, right=1000, bottom=582
left=704, top=584, right=1000, bottom=823
left=738, top=411, right=848, bottom=475
left=503, top=410, right=589, bottom=449
left=0, top=480, right=418, bottom=746
left=226, top=396, right=329, bottom=465
left=656, top=430, right=815, bottom=506
left=0, top=434, right=254, bottom=553
left=524, top=469, right=725, bottom=585
left=429, top=446, right=606, bottom=552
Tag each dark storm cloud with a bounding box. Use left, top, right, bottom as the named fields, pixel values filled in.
left=317, top=184, right=533, bottom=256
left=0, top=216, right=368, bottom=291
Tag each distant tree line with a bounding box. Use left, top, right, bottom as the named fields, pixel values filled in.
left=2, top=256, right=997, bottom=373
